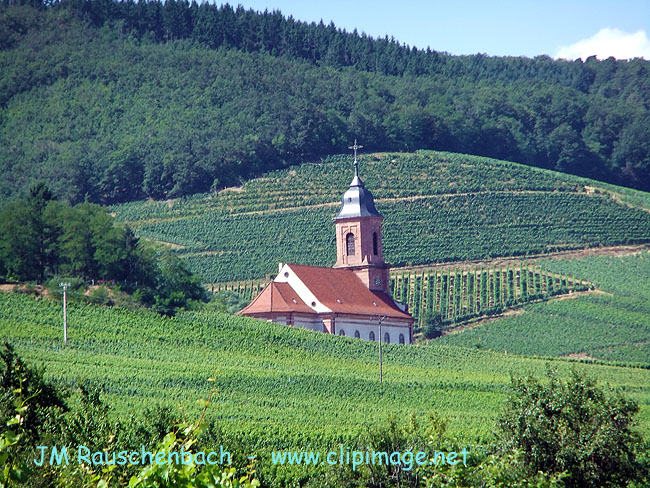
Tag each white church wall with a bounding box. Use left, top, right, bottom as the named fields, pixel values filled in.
left=294, top=316, right=324, bottom=332
left=333, top=317, right=411, bottom=345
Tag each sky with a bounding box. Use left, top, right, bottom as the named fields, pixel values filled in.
left=226, top=0, right=650, bottom=60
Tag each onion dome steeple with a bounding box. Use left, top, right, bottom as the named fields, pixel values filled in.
left=335, top=140, right=383, bottom=220
left=333, top=140, right=388, bottom=292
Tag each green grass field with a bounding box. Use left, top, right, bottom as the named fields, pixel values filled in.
left=1, top=292, right=649, bottom=452
left=111, top=151, right=650, bottom=282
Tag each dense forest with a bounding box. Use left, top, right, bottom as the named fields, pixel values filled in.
left=0, top=0, right=649, bottom=204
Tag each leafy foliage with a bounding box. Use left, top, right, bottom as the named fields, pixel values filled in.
left=151, top=253, right=206, bottom=316
left=0, top=186, right=148, bottom=283
left=0, top=373, right=33, bottom=487
left=0, top=342, right=66, bottom=443
left=206, top=290, right=251, bottom=315
left=499, top=369, right=648, bottom=488
left=127, top=429, right=260, bottom=488
left=423, top=313, right=444, bottom=339
left=1, top=4, right=650, bottom=205
left=0, top=342, right=68, bottom=487
left=0, top=343, right=260, bottom=487
left=0, top=184, right=207, bottom=315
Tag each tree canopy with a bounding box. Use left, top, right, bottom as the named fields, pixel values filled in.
left=0, top=183, right=207, bottom=314
left=0, top=1, right=648, bottom=205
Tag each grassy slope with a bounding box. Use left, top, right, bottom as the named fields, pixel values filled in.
left=1, top=292, right=649, bottom=451
left=111, top=151, right=650, bottom=282
left=439, top=251, right=650, bottom=363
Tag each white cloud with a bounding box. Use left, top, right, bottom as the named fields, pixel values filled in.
left=555, top=28, right=650, bottom=61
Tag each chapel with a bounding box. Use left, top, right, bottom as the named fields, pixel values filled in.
left=238, top=142, right=414, bottom=344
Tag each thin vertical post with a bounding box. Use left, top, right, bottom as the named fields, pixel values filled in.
left=60, top=282, right=70, bottom=344
left=372, top=314, right=387, bottom=384
left=379, top=319, right=383, bottom=384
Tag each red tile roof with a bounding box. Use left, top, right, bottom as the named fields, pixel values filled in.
left=239, top=281, right=313, bottom=315
left=287, top=264, right=412, bottom=319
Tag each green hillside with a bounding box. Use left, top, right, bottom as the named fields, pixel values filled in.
left=1, top=292, right=649, bottom=450
left=2, top=3, right=650, bottom=205
left=109, top=151, right=650, bottom=365
left=439, top=251, right=650, bottom=363
left=112, top=151, right=650, bottom=282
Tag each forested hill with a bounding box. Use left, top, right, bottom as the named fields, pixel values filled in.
left=1, top=1, right=649, bottom=205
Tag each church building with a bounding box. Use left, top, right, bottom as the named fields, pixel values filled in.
left=238, top=143, right=414, bottom=344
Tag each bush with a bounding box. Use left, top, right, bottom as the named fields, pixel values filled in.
left=0, top=342, right=69, bottom=487
left=498, top=368, right=648, bottom=488
left=0, top=346, right=260, bottom=487
left=0, top=343, right=67, bottom=443
left=206, top=291, right=250, bottom=314
left=422, top=313, right=444, bottom=339
left=88, top=285, right=112, bottom=305
left=305, top=413, right=446, bottom=488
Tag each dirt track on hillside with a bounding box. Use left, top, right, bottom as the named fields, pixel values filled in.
left=0, top=284, right=51, bottom=298
left=395, top=244, right=650, bottom=274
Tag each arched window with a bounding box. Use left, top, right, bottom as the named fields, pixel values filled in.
left=369, top=331, right=376, bottom=341
left=346, top=233, right=355, bottom=256
left=373, top=232, right=378, bottom=255
left=384, top=332, right=390, bottom=344
left=339, top=329, right=345, bottom=336
left=399, top=334, right=405, bottom=344
left=354, top=330, right=360, bottom=338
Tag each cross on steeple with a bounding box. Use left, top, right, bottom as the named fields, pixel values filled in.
left=348, top=139, right=363, bottom=177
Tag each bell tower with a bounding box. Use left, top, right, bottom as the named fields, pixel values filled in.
left=333, top=141, right=390, bottom=293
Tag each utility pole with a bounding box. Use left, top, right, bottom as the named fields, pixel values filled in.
left=60, top=282, right=70, bottom=344
left=371, top=315, right=387, bottom=383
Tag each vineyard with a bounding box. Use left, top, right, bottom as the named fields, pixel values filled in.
left=111, top=151, right=650, bottom=220
left=215, top=263, right=588, bottom=328
left=111, top=151, right=650, bottom=283
left=439, top=251, right=650, bottom=363
left=1, top=292, right=649, bottom=451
